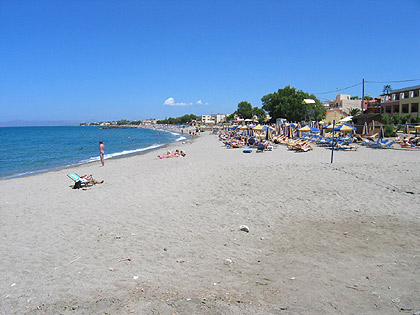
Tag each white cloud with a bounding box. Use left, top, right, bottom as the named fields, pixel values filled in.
left=164, top=97, right=206, bottom=106
left=163, top=97, right=175, bottom=106
left=196, top=99, right=209, bottom=105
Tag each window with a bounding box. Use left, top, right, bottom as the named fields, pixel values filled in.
left=402, top=104, right=409, bottom=113
left=412, top=103, right=419, bottom=113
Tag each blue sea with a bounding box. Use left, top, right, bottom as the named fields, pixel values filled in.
left=0, top=126, right=187, bottom=180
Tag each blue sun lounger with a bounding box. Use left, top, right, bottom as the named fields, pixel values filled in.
left=369, top=140, right=395, bottom=149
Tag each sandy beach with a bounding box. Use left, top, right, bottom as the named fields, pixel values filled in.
left=1, top=132, right=420, bottom=314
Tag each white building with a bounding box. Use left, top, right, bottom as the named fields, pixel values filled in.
left=201, top=114, right=226, bottom=124
left=327, top=94, right=362, bottom=113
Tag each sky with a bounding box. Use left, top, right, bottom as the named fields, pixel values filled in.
left=1, top=0, right=420, bottom=123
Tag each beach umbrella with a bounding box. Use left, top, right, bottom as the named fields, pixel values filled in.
left=339, top=116, right=353, bottom=123
left=362, top=122, right=368, bottom=136
left=404, top=123, right=410, bottom=134
left=289, top=126, right=294, bottom=138
left=378, top=125, right=384, bottom=139
left=262, top=125, right=274, bottom=131
left=252, top=124, right=263, bottom=132
left=239, top=125, right=248, bottom=130
left=370, top=120, right=375, bottom=131
left=415, top=125, right=420, bottom=130
left=298, top=125, right=320, bottom=133
left=324, top=123, right=338, bottom=130
left=335, top=124, right=356, bottom=133
left=265, top=127, right=273, bottom=140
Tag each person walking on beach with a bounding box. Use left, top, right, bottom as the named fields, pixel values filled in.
left=99, top=141, right=105, bottom=166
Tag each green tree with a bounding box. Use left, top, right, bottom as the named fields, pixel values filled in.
left=350, top=96, right=359, bottom=100
left=235, top=101, right=254, bottom=119
left=253, top=107, right=267, bottom=123
left=261, top=86, right=326, bottom=122
left=381, top=114, right=395, bottom=137
left=226, top=113, right=235, bottom=122
left=156, top=114, right=197, bottom=125
left=392, top=113, right=411, bottom=125
left=117, top=119, right=130, bottom=125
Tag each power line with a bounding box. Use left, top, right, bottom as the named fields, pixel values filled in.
left=365, top=79, right=420, bottom=84
left=314, top=79, right=420, bottom=96
left=314, top=82, right=361, bottom=95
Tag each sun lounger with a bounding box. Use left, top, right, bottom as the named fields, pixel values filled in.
left=67, top=173, right=93, bottom=187
left=369, top=140, right=395, bottom=149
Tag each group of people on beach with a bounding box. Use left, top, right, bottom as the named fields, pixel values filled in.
left=218, top=131, right=274, bottom=150
left=400, top=137, right=420, bottom=148
left=158, top=149, right=186, bottom=159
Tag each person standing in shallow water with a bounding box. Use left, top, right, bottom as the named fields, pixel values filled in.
left=99, top=141, right=105, bottom=166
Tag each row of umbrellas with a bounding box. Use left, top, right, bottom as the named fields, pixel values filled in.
left=229, top=122, right=420, bottom=140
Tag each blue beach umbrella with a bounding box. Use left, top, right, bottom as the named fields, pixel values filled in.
left=262, top=125, right=274, bottom=131
left=289, top=126, right=294, bottom=138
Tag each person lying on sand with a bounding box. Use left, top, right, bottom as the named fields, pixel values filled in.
left=158, top=150, right=173, bottom=159
left=81, top=174, right=104, bottom=184
left=173, top=149, right=186, bottom=157
left=158, top=149, right=186, bottom=159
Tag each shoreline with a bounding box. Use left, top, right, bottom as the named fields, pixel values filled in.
left=0, top=127, right=193, bottom=181
left=1, top=132, right=420, bottom=314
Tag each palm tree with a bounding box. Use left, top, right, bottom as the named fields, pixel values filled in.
left=383, top=85, right=392, bottom=95
left=349, top=108, right=361, bottom=116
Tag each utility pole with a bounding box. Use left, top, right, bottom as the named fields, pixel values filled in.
left=331, top=120, right=335, bottom=164
left=361, top=78, right=365, bottom=112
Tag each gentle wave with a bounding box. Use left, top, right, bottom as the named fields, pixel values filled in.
left=154, top=128, right=183, bottom=137
left=0, top=126, right=189, bottom=180
left=103, top=143, right=164, bottom=159
left=1, top=143, right=166, bottom=180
